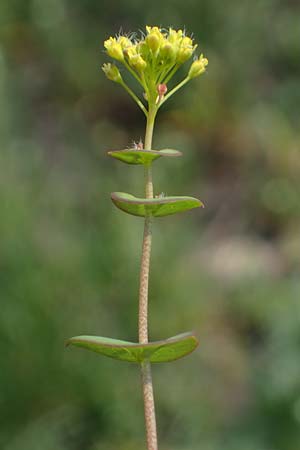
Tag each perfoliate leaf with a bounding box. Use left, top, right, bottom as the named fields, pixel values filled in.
left=66, top=332, right=199, bottom=363
left=111, top=192, right=203, bottom=217
left=108, top=149, right=182, bottom=165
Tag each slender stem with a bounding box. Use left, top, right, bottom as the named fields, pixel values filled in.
left=138, top=210, right=152, bottom=344
left=138, top=106, right=158, bottom=450
left=123, top=59, right=145, bottom=88
left=144, top=109, right=156, bottom=151
left=120, top=80, right=148, bottom=117
left=141, top=360, right=157, bottom=450
left=161, top=63, right=180, bottom=85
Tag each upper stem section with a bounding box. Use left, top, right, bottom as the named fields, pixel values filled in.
left=144, top=107, right=157, bottom=199
left=144, top=107, right=156, bottom=150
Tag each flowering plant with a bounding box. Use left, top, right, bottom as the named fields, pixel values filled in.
left=67, top=26, right=208, bottom=450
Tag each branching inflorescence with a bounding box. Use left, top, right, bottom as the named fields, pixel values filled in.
left=102, top=26, right=208, bottom=116
left=67, top=26, right=208, bottom=450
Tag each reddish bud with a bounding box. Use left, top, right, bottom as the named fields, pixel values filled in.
left=157, top=83, right=168, bottom=97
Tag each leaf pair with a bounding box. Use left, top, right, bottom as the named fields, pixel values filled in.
left=66, top=332, right=199, bottom=363
left=111, top=192, right=203, bottom=217
left=108, top=148, right=182, bottom=165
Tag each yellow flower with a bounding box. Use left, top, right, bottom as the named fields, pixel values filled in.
left=104, top=37, right=124, bottom=61
left=188, top=54, right=208, bottom=79
left=146, top=26, right=163, bottom=36
left=181, top=36, right=193, bottom=47
left=118, top=36, right=132, bottom=50
left=168, top=28, right=183, bottom=44
left=125, top=45, right=138, bottom=59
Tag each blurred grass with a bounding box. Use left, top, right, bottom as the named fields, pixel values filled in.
left=1, top=0, right=300, bottom=449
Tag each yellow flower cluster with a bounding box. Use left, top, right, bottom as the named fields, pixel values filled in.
left=142, top=26, right=197, bottom=67
left=102, top=26, right=208, bottom=109
left=104, top=26, right=207, bottom=81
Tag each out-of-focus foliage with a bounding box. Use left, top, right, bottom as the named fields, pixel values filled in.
left=1, top=1, right=300, bottom=449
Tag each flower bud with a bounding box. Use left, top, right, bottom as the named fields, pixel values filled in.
left=102, top=63, right=122, bottom=83
left=129, top=54, right=147, bottom=72
left=188, top=54, right=208, bottom=78
left=146, top=33, right=160, bottom=52
left=177, top=47, right=193, bottom=64
left=160, top=43, right=176, bottom=61
left=157, top=83, right=167, bottom=97
left=156, top=83, right=168, bottom=104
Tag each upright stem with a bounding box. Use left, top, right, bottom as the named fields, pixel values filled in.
left=138, top=106, right=158, bottom=450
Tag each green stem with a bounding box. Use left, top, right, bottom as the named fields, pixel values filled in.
left=120, top=80, right=148, bottom=117
left=160, top=63, right=180, bottom=85
left=144, top=108, right=156, bottom=151
left=138, top=106, right=158, bottom=450
left=123, top=59, right=145, bottom=88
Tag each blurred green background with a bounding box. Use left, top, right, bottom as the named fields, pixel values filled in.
left=1, top=0, right=300, bottom=449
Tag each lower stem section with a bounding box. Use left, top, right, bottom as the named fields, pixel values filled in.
left=138, top=215, right=152, bottom=343
left=141, top=361, right=158, bottom=450
left=139, top=216, right=158, bottom=449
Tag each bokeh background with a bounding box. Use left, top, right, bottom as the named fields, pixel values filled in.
left=1, top=0, right=300, bottom=449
